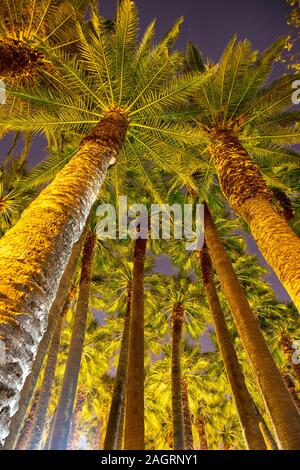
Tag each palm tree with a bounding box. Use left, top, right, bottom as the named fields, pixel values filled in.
left=2, top=230, right=84, bottom=449
left=204, top=202, right=300, bottom=449
left=191, top=38, right=300, bottom=310
left=198, top=244, right=267, bottom=450
left=124, top=236, right=147, bottom=450
left=181, top=377, right=194, bottom=450
left=0, top=1, right=210, bottom=440
left=0, top=0, right=85, bottom=84
left=104, top=278, right=132, bottom=449
left=49, top=229, right=96, bottom=449
left=28, top=289, right=73, bottom=450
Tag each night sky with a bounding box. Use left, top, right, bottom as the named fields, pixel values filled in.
left=0, top=0, right=293, bottom=303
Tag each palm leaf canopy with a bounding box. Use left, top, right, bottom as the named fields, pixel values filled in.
left=191, top=36, right=300, bottom=184
left=1, top=0, right=214, bottom=194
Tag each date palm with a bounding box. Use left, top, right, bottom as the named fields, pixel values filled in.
left=203, top=202, right=300, bottom=449
left=191, top=38, right=300, bottom=310
left=0, top=0, right=211, bottom=442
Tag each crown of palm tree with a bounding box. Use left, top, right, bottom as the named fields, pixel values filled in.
left=2, top=0, right=213, bottom=190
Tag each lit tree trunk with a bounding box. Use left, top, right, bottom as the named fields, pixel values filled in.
left=204, top=203, right=300, bottom=450
left=104, top=282, right=132, bottom=450
left=181, top=377, right=194, bottom=450
left=15, top=391, right=40, bottom=450
left=0, top=111, right=128, bottom=442
left=29, top=293, right=71, bottom=450
left=211, top=129, right=300, bottom=311
left=253, top=405, right=278, bottom=450
left=43, top=409, right=57, bottom=450
left=171, top=303, right=185, bottom=450
left=124, top=238, right=147, bottom=450
left=198, top=245, right=267, bottom=450
left=116, top=402, right=125, bottom=450
left=49, top=231, right=97, bottom=450
left=1, top=233, right=84, bottom=449
left=194, top=411, right=208, bottom=450
left=94, top=417, right=104, bottom=450
left=67, top=389, right=86, bottom=450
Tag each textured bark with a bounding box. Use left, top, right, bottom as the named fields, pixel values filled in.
left=29, top=294, right=71, bottom=450
left=67, top=389, right=86, bottom=450
left=2, top=232, right=84, bottom=449
left=181, top=377, right=194, bottom=450
left=49, top=231, right=97, bottom=450
left=94, top=417, right=104, bottom=450
left=279, top=334, right=300, bottom=386
left=104, top=283, right=131, bottom=449
left=116, top=402, right=125, bottom=450
left=194, top=412, right=208, bottom=450
left=0, top=111, right=128, bottom=442
left=171, top=303, right=185, bottom=450
left=210, top=129, right=300, bottom=312
left=15, top=390, right=40, bottom=450
left=124, top=238, right=147, bottom=450
left=253, top=404, right=278, bottom=450
left=43, top=409, right=57, bottom=450
left=204, top=203, right=300, bottom=450
left=199, top=246, right=267, bottom=450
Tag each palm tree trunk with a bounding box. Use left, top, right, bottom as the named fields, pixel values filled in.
left=116, top=402, right=125, bottom=450
left=198, top=245, right=267, bottom=450
left=43, top=408, right=57, bottom=450
left=49, top=231, right=97, bottom=450
left=67, top=389, right=86, bottom=450
left=29, top=293, right=71, bottom=450
left=94, top=417, right=104, bottom=450
left=124, top=238, right=147, bottom=450
left=104, top=282, right=132, bottom=449
left=1, top=233, right=84, bottom=449
left=181, top=377, right=194, bottom=450
left=171, top=303, right=185, bottom=450
left=15, top=390, right=40, bottom=450
left=194, top=411, right=208, bottom=450
left=0, top=111, right=128, bottom=442
left=253, top=404, right=278, bottom=450
left=204, top=203, right=300, bottom=450
left=210, top=129, right=300, bottom=311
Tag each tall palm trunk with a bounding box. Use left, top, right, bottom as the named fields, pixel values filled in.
left=253, top=404, right=278, bottom=450
left=124, top=238, right=147, bottom=450
left=181, top=377, right=194, bottom=450
left=194, top=411, right=208, bottom=450
left=2, top=233, right=84, bottom=449
left=49, top=231, right=97, bottom=450
left=67, top=389, right=86, bottom=450
left=116, top=402, right=125, bottom=450
left=15, top=391, right=40, bottom=450
left=94, top=417, right=104, bottom=450
left=0, top=111, right=128, bottom=442
left=29, top=293, right=71, bottom=450
left=104, top=282, right=132, bottom=449
left=198, top=245, right=267, bottom=450
left=43, top=407, right=57, bottom=450
left=204, top=203, right=300, bottom=450
left=210, top=129, right=300, bottom=311
left=171, top=303, right=185, bottom=450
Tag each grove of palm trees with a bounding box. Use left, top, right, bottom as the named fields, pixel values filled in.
left=0, top=0, right=300, bottom=453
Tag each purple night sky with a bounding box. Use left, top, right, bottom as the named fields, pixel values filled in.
left=0, top=0, right=293, bottom=304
